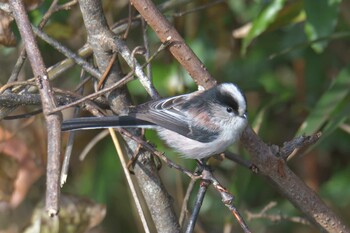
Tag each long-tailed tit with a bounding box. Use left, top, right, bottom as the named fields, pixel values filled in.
left=62, top=83, right=248, bottom=159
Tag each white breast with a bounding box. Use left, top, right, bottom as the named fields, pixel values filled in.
left=156, top=126, right=243, bottom=159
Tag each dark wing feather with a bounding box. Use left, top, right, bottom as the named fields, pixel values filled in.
left=130, top=94, right=194, bottom=138
left=130, top=92, right=219, bottom=143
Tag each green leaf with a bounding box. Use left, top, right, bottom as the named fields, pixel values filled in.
left=267, top=0, right=305, bottom=32
left=241, top=0, right=287, bottom=55
left=296, top=66, right=350, bottom=136
left=304, top=0, right=341, bottom=53
left=321, top=97, right=350, bottom=138
left=301, top=97, right=350, bottom=154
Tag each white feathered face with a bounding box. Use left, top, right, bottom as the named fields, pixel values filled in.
left=208, top=83, right=247, bottom=129
left=217, top=83, right=247, bottom=117
left=182, top=83, right=246, bottom=115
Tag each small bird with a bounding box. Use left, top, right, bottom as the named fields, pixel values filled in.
left=62, top=83, right=248, bottom=159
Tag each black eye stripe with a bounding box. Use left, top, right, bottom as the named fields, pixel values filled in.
left=180, top=84, right=243, bottom=115
left=218, top=92, right=239, bottom=113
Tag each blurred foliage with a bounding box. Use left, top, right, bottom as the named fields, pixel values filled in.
left=1, top=0, right=350, bottom=232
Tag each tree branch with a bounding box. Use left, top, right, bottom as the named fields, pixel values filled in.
left=8, top=0, right=62, bottom=216
left=126, top=1, right=350, bottom=232
left=77, top=0, right=180, bottom=232
left=241, top=126, right=349, bottom=233
left=130, top=0, right=217, bottom=89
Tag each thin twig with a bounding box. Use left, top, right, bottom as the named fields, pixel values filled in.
left=3, top=109, right=43, bottom=120
left=78, top=130, right=109, bottom=161
left=74, top=75, right=93, bottom=92
left=38, top=0, right=60, bottom=28
left=60, top=71, right=87, bottom=187
left=245, top=201, right=310, bottom=226
left=179, top=177, right=196, bottom=227
left=0, top=80, right=36, bottom=93
left=141, top=18, right=152, bottom=80
left=32, top=26, right=101, bottom=79
left=109, top=128, right=151, bottom=233
left=54, top=0, right=78, bottom=12
left=97, top=53, right=118, bottom=90
left=185, top=179, right=209, bottom=233
left=126, top=142, right=143, bottom=172
left=7, top=50, right=26, bottom=84
left=199, top=168, right=252, bottom=233
left=284, top=132, right=322, bottom=161
left=49, top=71, right=134, bottom=114
left=122, top=2, right=133, bottom=39
left=60, top=128, right=76, bottom=187
left=111, top=37, right=160, bottom=99
left=226, top=204, right=252, bottom=233
left=172, top=0, right=225, bottom=17
left=224, top=151, right=252, bottom=169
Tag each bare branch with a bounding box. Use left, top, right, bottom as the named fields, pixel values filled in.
left=130, top=0, right=217, bottom=89
left=60, top=71, right=86, bottom=187
left=283, top=132, right=322, bottom=160
left=77, top=1, right=180, bottom=232
left=109, top=129, right=151, bottom=233
left=224, top=151, right=253, bottom=169
left=31, top=26, right=101, bottom=79
left=184, top=180, right=209, bottom=233
left=0, top=92, right=86, bottom=108
left=78, top=130, right=109, bottom=161
left=110, top=35, right=160, bottom=99
left=8, top=0, right=62, bottom=216
left=179, top=178, right=196, bottom=227
left=49, top=71, right=134, bottom=114
left=245, top=202, right=311, bottom=226
left=240, top=126, right=349, bottom=233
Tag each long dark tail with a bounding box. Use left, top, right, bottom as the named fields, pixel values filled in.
left=61, top=116, right=155, bottom=131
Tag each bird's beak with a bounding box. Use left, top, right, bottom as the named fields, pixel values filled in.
left=242, top=113, right=247, bottom=119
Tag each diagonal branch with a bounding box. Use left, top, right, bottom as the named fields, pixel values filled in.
left=241, top=126, right=349, bottom=233
left=8, top=0, right=62, bottom=216
left=130, top=0, right=217, bottom=89
left=128, top=0, right=350, bottom=232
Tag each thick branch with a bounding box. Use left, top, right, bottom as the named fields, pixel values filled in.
left=130, top=0, right=216, bottom=89
left=0, top=92, right=108, bottom=109
left=126, top=1, right=350, bottom=232
left=241, top=126, right=350, bottom=233
left=77, top=1, right=180, bottom=232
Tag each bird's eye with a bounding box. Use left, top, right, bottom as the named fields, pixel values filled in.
left=226, top=107, right=233, bottom=113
